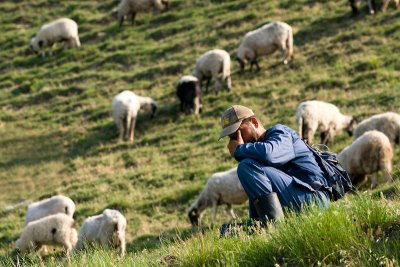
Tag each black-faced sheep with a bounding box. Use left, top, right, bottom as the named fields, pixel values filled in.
left=29, top=18, right=80, bottom=57
left=176, top=75, right=202, bottom=115
left=111, top=90, right=157, bottom=142
left=74, top=209, right=127, bottom=257
left=296, top=100, right=357, bottom=145
left=16, top=213, right=78, bottom=256
left=353, top=112, right=400, bottom=148
left=188, top=168, right=248, bottom=226
left=338, top=130, right=393, bottom=189
left=192, top=49, right=232, bottom=95
left=117, top=0, right=169, bottom=27
left=236, top=21, right=293, bottom=71
left=25, top=195, right=76, bottom=225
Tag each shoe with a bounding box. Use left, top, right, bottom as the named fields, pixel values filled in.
left=253, top=192, right=284, bottom=223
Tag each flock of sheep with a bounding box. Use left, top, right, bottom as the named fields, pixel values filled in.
left=21, top=0, right=399, bottom=257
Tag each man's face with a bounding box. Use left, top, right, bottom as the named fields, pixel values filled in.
left=229, top=119, right=258, bottom=143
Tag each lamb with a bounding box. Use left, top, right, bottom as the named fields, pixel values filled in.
left=236, top=21, right=293, bottom=71
left=192, top=49, right=232, bottom=95
left=117, top=0, right=169, bottom=27
left=74, top=209, right=127, bottom=257
left=176, top=75, right=202, bottom=115
left=353, top=112, right=400, bottom=147
left=29, top=18, right=80, bottom=57
left=296, top=100, right=357, bottom=145
left=188, top=167, right=248, bottom=226
left=338, top=130, right=393, bottom=189
left=16, top=213, right=78, bottom=255
left=25, top=195, right=76, bottom=225
left=349, top=0, right=399, bottom=15
left=111, top=90, right=157, bottom=142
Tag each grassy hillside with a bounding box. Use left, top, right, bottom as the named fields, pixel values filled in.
left=0, top=0, right=399, bottom=265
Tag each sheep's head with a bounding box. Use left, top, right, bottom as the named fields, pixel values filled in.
left=188, top=208, right=199, bottom=226
left=236, top=56, right=245, bottom=71
left=346, top=116, right=358, bottom=137
left=161, top=0, right=169, bottom=10
left=29, top=37, right=45, bottom=54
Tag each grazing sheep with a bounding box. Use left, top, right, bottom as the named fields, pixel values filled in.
left=111, top=90, right=157, bottom=142
left=353, top=112, right=400, bottom=147
left=236, top=21, right=293, bottom=71
left=117, top=0, right=169, bottom=27
left=29, top=18, right=80, bottom=57
left=192, top=49, right=232, bottom=95
left=25, top=195, right=75, bottom=225
left=338, top=130, right=393, bottom=189
left=349, top=0, right=399, bottom=15
left=176, top=75, right=202, bottom=115
left=16, top=213, right=78, bottom=255
left=296, top=100, right=357, bottom=145
left=188, top=168, right=248, bottom=226
left=74, top=209, right=127, bottom=257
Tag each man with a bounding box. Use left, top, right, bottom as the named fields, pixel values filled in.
left=219, top=105, right=330, bottom=225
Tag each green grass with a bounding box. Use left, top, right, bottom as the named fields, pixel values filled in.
left=0, top=0, right=399, bottom=265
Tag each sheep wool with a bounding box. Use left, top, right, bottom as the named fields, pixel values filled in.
left=118, top=0, right=169, bottom=27
left=192, top=49, right=232, bottom=94
left=188, top=167, right=248, bottom=226
left=75, top=209, right=127, bottom=257
left=25, top=195, right=76, bottom=225
left=353, top=112, right=400, bottom=147
left=237, top=21, right=293, bottom=70
left=16, top=213, right=78, bottom=255
left=338, top=130, right=393, bottom=188
left=296, top=100, right=357, bottom=145
left=29, top=18, right=80, bottom=57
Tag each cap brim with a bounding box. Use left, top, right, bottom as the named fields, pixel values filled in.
left=218, top=120, right=242, bottom=140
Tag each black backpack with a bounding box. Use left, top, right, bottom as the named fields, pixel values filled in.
left=305, top=143, right=354, bottom=201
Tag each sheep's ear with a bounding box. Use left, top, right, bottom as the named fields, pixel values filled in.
left=38, top=40, right=44, bottom=48
left=351, top=116, right=358, bottom=123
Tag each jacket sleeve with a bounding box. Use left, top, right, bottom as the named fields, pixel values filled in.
left=234, top=128, right=296, bottom=167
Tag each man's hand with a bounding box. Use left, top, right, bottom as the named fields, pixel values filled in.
left=227, top=130, right=244, bottom=157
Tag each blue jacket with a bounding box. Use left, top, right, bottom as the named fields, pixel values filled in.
left=234, top=124, right=329, bottom=192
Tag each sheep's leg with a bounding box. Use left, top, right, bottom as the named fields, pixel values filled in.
left=370, top=174, right=378, bottom=189
left=225, top=76, right=232, bottom=91
left=119, top=16, right=125, bottom=28
left=280, top=41, right=288, bottom=64
left=211, top=201, right=218, bottom=226
left=214, top=79, right=221, bottom=95
left=193, top=96, right=200, bottom=114
left=382, top=0, right=390, bottom=10
left=131, top=12, right=136, bottom=25
left=251, top=59, right=260, bottom=71
left=226, top=204, right=236, bottom=220
left=320, top=131, right=329, bottom=145
left=205, top=77, right=211, bottom=94
left=128, top=117, right=136, bottom=142
left=368, top=0, right=376, bottom=14
left=117, top=119, right=124, bottom=143
left=395, top=0, right=399, bottom=8
left=354, top=175, right=368, bottom=188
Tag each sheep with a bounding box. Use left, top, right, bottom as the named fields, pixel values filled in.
left=296, top=100, right=357, bottom=145
left=117, top=0, right=169, bottom=27
left=192, top=49, right=232, bottom=95
left=74, top=209, right=127, bottom=257
left=111, top=90, right=157, bottom=142
left=16, top=213, right=78, bottom=256
left=349, top=0, right=399, bottom=15
left=338, top=130, right=393, bottom=189
left=188, top=167, right=248, bottom=226
left=236, top=21, right=293, bottom=71
left=25, top=195, right=75, bottom=225
left=176, top=75, right=202, bottom=115
left=29, top=18, right=80, bottom=57
left=353, top=112, right=400, bottom=148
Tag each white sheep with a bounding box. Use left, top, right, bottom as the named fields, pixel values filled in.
left=188, top=168, right=248, bottom=226
left=74, top=209, right=127, bottom=257
left=111, top=90, right=157, bottom=142
left=29, top=18, right=80, bottom=57
left=117, top=0, right=169, bottom=27
left=296, top=100, right=357, bottom=145
left=338, top=130, right=393, bottom=189
left=192, top=49, right=232, bottom=95
left=25, top=195, right=75, bottom=225
left=353, top=112, right=400, bottom=147
left=236, top=21, right=293, bottom=71
left=16, top=213, right=78, bottom=255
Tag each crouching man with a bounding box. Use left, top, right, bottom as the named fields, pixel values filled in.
left=219, top=105, right=331, bottom=235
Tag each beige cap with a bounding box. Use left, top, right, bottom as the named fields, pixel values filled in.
left=219, top=105, right=254, bottom=140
